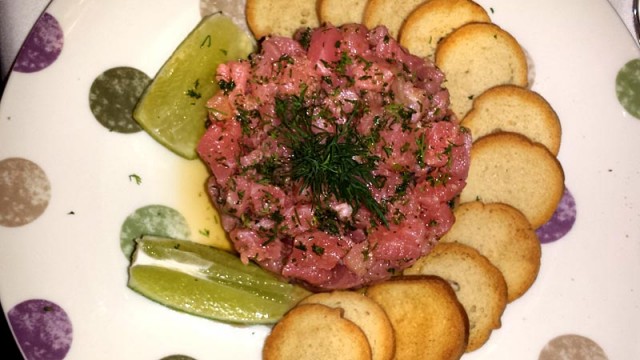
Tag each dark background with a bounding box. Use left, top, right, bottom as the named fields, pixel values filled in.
left=1, top=56, right=24, bottom=360
left=1, top=304, right=22, bottom=359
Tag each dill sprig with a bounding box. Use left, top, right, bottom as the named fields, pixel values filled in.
left=274, top=88, right=388, bottom=227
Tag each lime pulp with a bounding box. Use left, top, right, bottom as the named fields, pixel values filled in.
left=133, top=14, right=255, bottom=159
left=128, top=236, right=310, bottom=324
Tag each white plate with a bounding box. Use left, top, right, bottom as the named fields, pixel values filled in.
left=1, top=0, right=639, bottom=359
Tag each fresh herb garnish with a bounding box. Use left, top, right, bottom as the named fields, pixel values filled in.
left=274, top=88, right=388, bottom=226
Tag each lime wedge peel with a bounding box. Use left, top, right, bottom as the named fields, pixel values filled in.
left=133, top=14, right=255, bottom=159
left=128, top=236, right=310, bottom=324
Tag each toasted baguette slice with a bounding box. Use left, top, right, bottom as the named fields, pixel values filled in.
left=366, top=276, right=468, bottom=360
left=246, top=0, right=319, bottom=39
left=462, top=84, right=562, bottom=155
left=300, top=291, right=395, bottom=360
left=440, top=201, right=542, bottom=302
left=404, top=243, right=507, bottom=351
left=317, top=0, right=368, bottom=26
left=399, top=0, right=491, bottom=60
left=459, top=132, right=564, bottom=228
left=435, top=22, right=528, bottom=119
left=362, top=0, right=427, bottom=38
left=263, top=303, right=372, bottom=360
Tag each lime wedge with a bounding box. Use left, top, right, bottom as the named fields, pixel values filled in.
left=133, top=14, right=255, bottom=159
left=128, top=236, right=310, bottom=324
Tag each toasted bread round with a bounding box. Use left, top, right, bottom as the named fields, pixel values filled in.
left=300, top=291, right=395, bottom=360
left=459, top=132, right=564, bottom=228
left=404, top=243, right=508, bottom=351
left=317, top=0, right=368, bottom=26
left=366, top=276, right=468, bottom=360
left=440, top=201, right=542, bottom=302
left=263, top=303, right=372, bottom=360
left=399, top=0, right=491, bottom=60
left=435, top=22, right=528, bottom=119
left=462, top=84, right=562, bottom=155
left=246, top=0, right=319, bottom=39
left=362, top=0, right=426, bottom=38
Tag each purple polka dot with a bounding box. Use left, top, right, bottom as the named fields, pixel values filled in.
left=13, top=13, right=64, bottom=73
left=7, top=299, right=72, bottom=360
left=536, top=187, right=576, bottom=244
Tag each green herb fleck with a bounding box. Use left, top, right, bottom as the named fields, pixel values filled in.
left=312, top=244, right=325, bottom=255
left=298, top=28, right=312, bottom=49
left=335, top=51, right=353, bottom=75
left=395, top=171, right=415, bottom=196
left=415, top=132, right=427, bottom=168
left=218, top=79, right=236, bottom=95
left=314, top=207, right=341, bottom=235
left=128, top=174, right=142, bottom=185
left=200, top=35, right=212, bottom=48
left=186, top=79, right=202, bottom=99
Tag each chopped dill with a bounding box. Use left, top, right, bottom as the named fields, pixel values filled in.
left=274, top=87, right=388, bottom=226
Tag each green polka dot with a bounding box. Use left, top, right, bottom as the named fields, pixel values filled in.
left=615, top=58, right=640, bottom=119
left=120, top=205, right=191, bottom=258
left=89, top=66, right=150, bottom=133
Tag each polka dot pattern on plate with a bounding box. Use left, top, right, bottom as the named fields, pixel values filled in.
left=119, top=205, right=191, bottom=258
left=539, top=334, right=608, bottom=360
left=160, top=355, right=197, bottom=360
left=89, top=67, right=151, bottom=133
left=8, top=299, right=73, bottom=360
left=0, top=158, right=51, bottom=227
left=615, top=58, right=640, bottom=119
left=536, top=187, right=577, bottom=244
left=13, top=13, right=64, bottom=73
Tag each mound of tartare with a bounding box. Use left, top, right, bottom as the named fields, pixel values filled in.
left=197, top=24, right=471, bottom=290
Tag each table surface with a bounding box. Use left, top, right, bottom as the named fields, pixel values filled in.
left=0, top=0, right=637, bottom=358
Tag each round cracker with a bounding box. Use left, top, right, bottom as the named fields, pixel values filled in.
left=441, top=201, right=542, bottom=302
left=399, top=0, right=491, bottom=60
left=435, top=22, right=528, bottom=119
left=263, top=303, right=372, bottom=360
left=404, top=243, right=508, bottom=351
left=317, top=0, right=368, bottom=26
left=459, top=131, right=564, bottom=228
left=462, top=84, right=562, bottom=155
left=300, top=291, right=395, bottom=360
left=366, top=276, right=468, bottom=360
left=362, top=0, right=426, bottom=38
left=246, top=0, right=319, bottom=39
